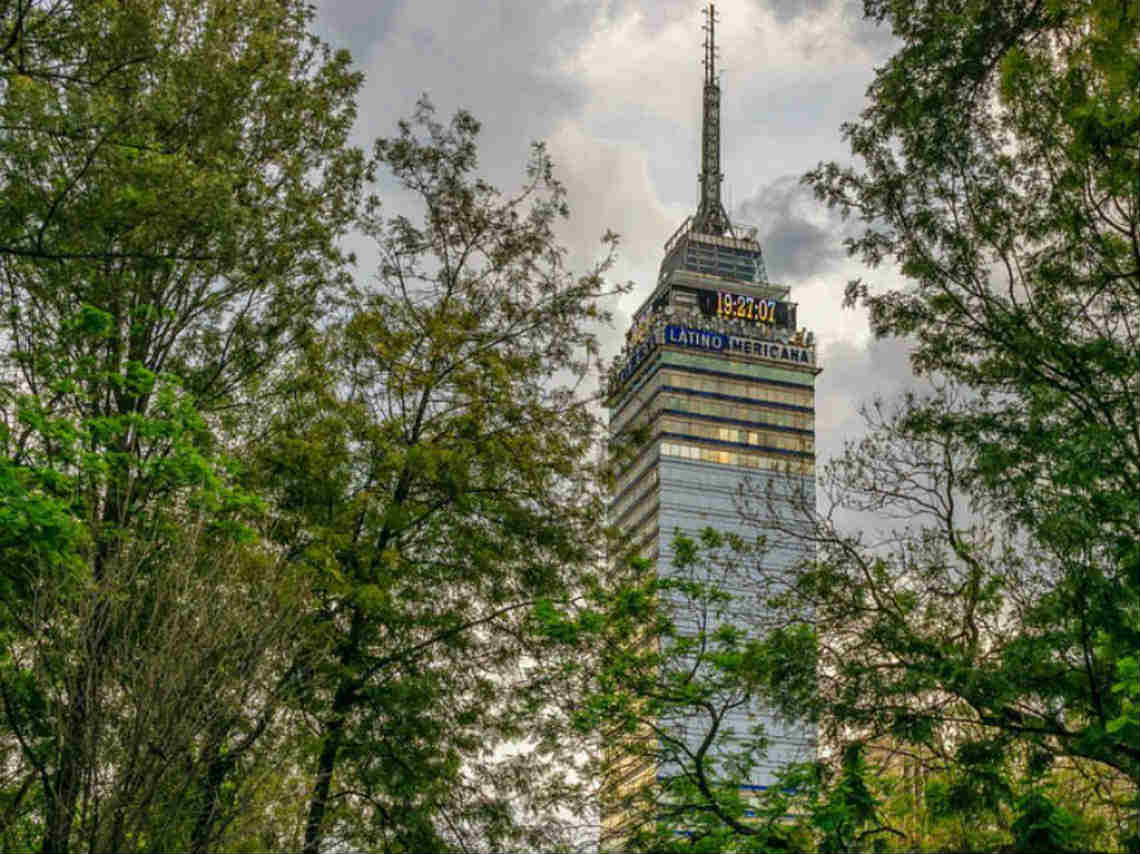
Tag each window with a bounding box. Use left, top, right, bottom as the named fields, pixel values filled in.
left=660, top=441, right=813, bottom=474
left=662, top=370, right=814, bottom=408
left=662, top=417, right=814, bottom=453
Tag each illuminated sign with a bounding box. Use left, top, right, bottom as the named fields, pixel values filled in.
left=664, top=324, right=814, bottom=365
left=697, top=289, right=794, bottom=329
left=614, top=334, right=656, bottom=388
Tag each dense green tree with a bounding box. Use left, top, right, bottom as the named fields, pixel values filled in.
left=739, top=388, right=1137, bottom=850
left=805, top=0, right=1139, bottom=587
left=0, top=324, right=309, bottom=854
left=250, top=100, right=623, bottom=854
left=1, top=1, right=364, bottom=851
left=797, top=0, right=1138, bottom=803
left=1, top=0, right=363, bottom=400
left=3, top=5, right=624, bottom=850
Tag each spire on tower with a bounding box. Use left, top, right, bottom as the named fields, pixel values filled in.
left=693, top=3, right=733, bottom=237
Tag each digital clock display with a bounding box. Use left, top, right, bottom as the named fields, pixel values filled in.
left=697, top=289, right=794, bottom=329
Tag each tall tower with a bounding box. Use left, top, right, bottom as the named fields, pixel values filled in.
left=605, top=2, right=818, bottom=831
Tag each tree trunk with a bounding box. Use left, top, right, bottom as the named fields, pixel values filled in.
left=302, top=606, right=366, bottom=854
left=190, top=742, right=235, bottom=854
left=302, top=712, right=347, bottom=854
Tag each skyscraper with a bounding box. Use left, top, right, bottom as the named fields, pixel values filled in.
left=605, top=2, right=818, bottom=827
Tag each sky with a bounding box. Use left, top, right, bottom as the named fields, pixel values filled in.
left=312, top=0, right=925, bottom=467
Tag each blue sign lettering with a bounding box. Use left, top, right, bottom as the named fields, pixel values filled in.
left=664, top=325, right=814, bottom=366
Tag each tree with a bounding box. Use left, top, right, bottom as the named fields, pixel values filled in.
left=0, top=330, right=312, bottom=854
left=250, top=100, right=623, bottom=854
left=745, top=391, right=1135, bottom=852
left=1, top=0, right=363, bottom=402
left=738, top=387, right=1139, bottom=848
left=804, top=0, right=1139, bottom=585
left=793, top=0, right=1137, bottom=843
left=1, top=2, right=364, bottom=851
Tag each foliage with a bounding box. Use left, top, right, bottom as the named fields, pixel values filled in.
left=538, top=527, right=1065, bottom=853
left=251, top=99, right=623, bottom=854
left=1009, top=790, right=1083, bottom=853
left=1, top=1, right=364, bottom=851
left=804, top=0, right=1139, bottom=756
left=0, top=327, right=305, bottom=853
left=807, top=0, right=1139, bottom=588
left=790, top=0, right=1138, bottom=845
left=1108, top=655, right=1139, bottom=747
left=2, top=4, right=623, bottom=849
left=569, top=514, right=1134, bottom=852
left=1, top=0, right=363, bottom=401
left=740, top=389, right=1139, bottom=849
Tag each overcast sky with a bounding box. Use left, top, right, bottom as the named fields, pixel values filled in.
left=313, top=0, right=924, bottom=465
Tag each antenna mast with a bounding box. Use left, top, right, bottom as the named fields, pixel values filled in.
left=693, top=3, right=733, bottom=237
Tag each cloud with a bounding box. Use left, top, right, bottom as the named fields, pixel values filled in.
left=333, top=0, right=597, bottom=178
left=814, top=333, right=919, bottom=460
left=560, top=0, right=893, bottom=223
left=745, top=0, right=898, bottom=57
left=314, top=0, right=893, bottom=301
left=548, top=122, right=681, bottom=274
left=310, top=0, right=916, bottom=412
left=840, top=1, right=899, bottom=56
left=567, top=0, right=881, bottom=128
left=312, top=0, right=400, bottom=66
left=736, top=174, right=854, bottom=281
left=760, top=0, right=830, bottom=25
left=543, top=119, right=693, bottom=371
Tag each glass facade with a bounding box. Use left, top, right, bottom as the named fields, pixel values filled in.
left=607, top=224, right=818, bottom=798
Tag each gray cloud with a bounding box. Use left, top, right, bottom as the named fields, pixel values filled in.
left=735, top=174, right=859, bottom=282
left=313, top=0, right=400, bottom=65
left=609, top=0, right=696, bottom=37
left=742, top=0, right=898, bottom=59
left=840, top=1, right=900, bottom=56
left=318, top=0, right=596, bottom=177
left=815, top=333, right=918, bottom=459
left=760, top=0, right=830, bottom=25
